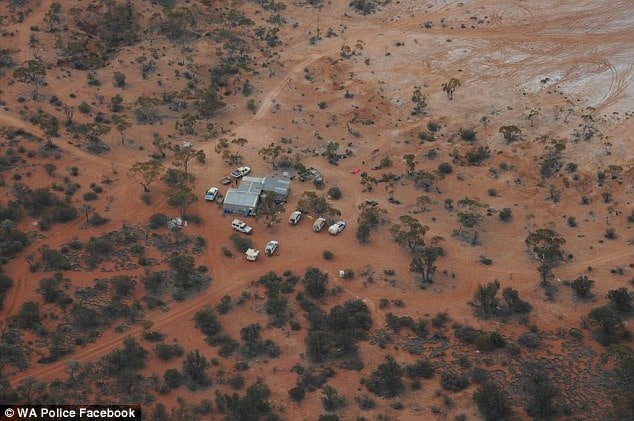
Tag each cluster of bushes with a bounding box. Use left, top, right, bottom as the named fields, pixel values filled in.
left=257, top=271, right=299, bottom=326
left=385, top=312, right=429, bottom=337
left=300, top=296, right=372, bottom=366
left=193, top=305, right=238, bottom=358
left=13, top=184, right=77, bottom=229
left=472, top=280, right=532, bottom=317
left=143, top=254, right=210, bottom=300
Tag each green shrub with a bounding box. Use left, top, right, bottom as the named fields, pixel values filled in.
left=438, top=162, right=453, bottom=174
left=322, top=250, right=334, bottom=260
left=230, top=234, right=252, bottom=252
left=148, top=213, right=169, bottom=229
left=78, top=102, right=91, bottom=114
left=440, top=371, right=469, bottom=392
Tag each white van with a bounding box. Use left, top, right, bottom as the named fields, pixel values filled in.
left=313, top=217, right=326, bottom=232
left=289, top=211, right=302, bottom=225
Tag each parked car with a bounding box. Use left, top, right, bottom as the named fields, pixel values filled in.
left=289, top=211, right=302, bottom=225
left=265, top=240, right=279, bottom=256
left=205, top=187, right=219, bottom=201
left=328, top=221, right=346, bottom=235
left=313, top=217, right=326, bottom=232
left=231, top=219, right=252, bottom=234
left=231, top=166, right=251, bottom=178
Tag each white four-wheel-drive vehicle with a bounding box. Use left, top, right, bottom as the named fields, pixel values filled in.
left=231, top=166, right=251, bottom=178
left=231, top=219, right=252, bottom=234
left=265, top=240, right=279, bottom=256
left=204, top=187, right=219, bottom=201
left=288, top=211, right=302, bottom=225
left=328, top=221, right=346, bottom=235
left=313, top=217, right=326, bottom=232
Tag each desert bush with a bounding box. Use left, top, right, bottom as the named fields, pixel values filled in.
left=14, top=301, right=41, bottom=330
left=155, top=343, right=183, bottom=361
left=0, top=273, right=14, bottom=309
left=87, top=213, right=109, bottom=226
left=303, top=267, right=328, bottom=299
left=113, top=71, right=126, bottom=87
left=518, top=332, right=541, bottom=349
left=321, top=385, right=347, bottom=411
left=112, top=275, right=135, bottom=297
left=40, top=247, right=71, bottom=271
left=497, top=208, right=512, bottom=222
left=525, top=371, right=559, bottom=419
left=460, top=128, right=476, bottom=142
left=163, top=368, right=182, bottom=389
left=322, top=250, right=334, bottom=260
left=405, top=359, right=433, bottom=379
left=606, top=288, right=632, bottom=314
left=366, top=356, right=404, bottom=397
left=466, top=146, right=491, bottom=165
left=438, top=162, right=453, bottom=174
left=182, top=349, right=210, bottom=390
left=148, top=213, right=169, bottom=229
left=571, top=275, right=594, bottom=299
left=440, top=371, right=469, bottom=392
left=327, top=186, right=342, bottom=199
left=473, top=381, right=513, bottom=421
left=78, top=102, right=91, bottom=114
left=454, top=325, right=480, bottom=343
left=588, top=305, right=627, bottom=345
left=475, top=332, right=506, bottom=352
left=0, top=224, right=28, bottom=262
left=230, top=234, right=252, bottom=252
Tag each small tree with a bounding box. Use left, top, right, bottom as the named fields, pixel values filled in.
left=525, top=229, right=566, bottom=285
left=588, top=305, right=624, bottom=338
left=128, top=160, right=163, bottom=192
left=473, top=381, right=513, bottom=421
left=182, top=349, right=210, bottom=390
left=607, top=288, right=632, bottom=314
left=571, top=275, right=594, bottom=299
left=441, top=77, right=461, bottom=100
left=473, top=280, right=500, bottom=316
left=63, top=105, right=75, bottom=125
left=303, top=267, right=328, bottom=299
left=112, top=71, right=126, bottom=88
left=152, top=132, right=169, bottom=158
left=112, top=114, right=130, bottom=145
left=166, top=185, right=197, bottom=218
left=366, top=355, right=404, bottom=398
left=410, top=241, right=444, bottom=284
left=527, top=109, right=540, bottom=127
left=525, top=371, right=559, bottom=419
left=403, top=154, right=417, bottom=175
left=259, top=142, right=283, bottom=168
left=13, top=60, right=46, bottom=99
left=502, top=287, right=531, bottom=314
left=411, top=86, right=428, bottom=115
left=173, top=147, right=205, bottom=176
left=499, top=125, right=522, bottom=143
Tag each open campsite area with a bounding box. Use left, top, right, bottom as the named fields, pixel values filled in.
left=0, top=0, right=633, bottom=419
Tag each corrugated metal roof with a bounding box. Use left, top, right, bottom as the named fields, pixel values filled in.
left=237, top=176, right=264, bottom=193
left=223, top=189, right=259, bottom=208
left=263, top=176, right=290, bottom=197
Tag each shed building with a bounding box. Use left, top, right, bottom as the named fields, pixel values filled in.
left=262, top=175, right=290, bottom=202
left=223, top=189, right=259, bottom=216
